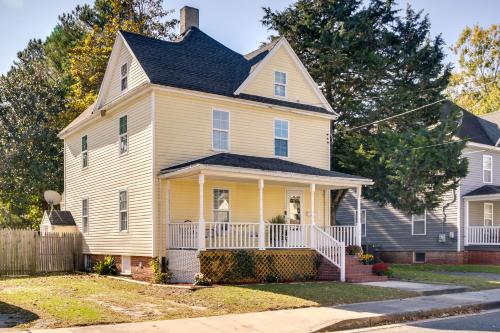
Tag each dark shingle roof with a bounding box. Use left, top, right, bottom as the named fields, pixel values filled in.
left=45, top=211, right=76, bottom=226
left=463, top=185, right=500, bottom=197
left=450, top=101, right=500, bottom=146
left=160, top=153, right=369, bottom=181
left=120, top=29, right=331, bottom=115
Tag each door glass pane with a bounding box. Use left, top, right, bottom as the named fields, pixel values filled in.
left=288, top=195, right=301, bottom=224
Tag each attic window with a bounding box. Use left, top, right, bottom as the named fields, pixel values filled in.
left=274, top=71, right=287, bottom=97
left=121, top=63, right=128, bottom=91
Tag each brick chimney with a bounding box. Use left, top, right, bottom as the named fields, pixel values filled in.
left=180, top=6, right=199, bottom=35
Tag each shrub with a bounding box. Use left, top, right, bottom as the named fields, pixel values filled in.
left=93, top=256, right=117, bottom=275
left=346, top=245, right=363, bottom=256
left=150, top=257, right=172, bottom=284
left=359, top=253, right=375, bottom=265
left=268, top=215, right=286, bottom=224
left=264, top=273, right=280, bottom=283
left=372, top=262, right=390, bottom=276
left=194, top=273, right=212, bottom=286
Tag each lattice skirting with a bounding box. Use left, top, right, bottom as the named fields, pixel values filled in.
left=167, top=250, right=200, bottom=283
left=199, top=249, right=320, bottom=284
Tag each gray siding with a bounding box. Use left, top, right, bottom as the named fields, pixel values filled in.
left=338, top=146, right=500, bottom=253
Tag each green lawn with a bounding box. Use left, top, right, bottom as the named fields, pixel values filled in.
left=391, top=264, right=500, bottom=290
left=0, top=274, right=415, bottom=329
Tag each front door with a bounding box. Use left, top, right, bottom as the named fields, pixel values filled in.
left=286, top=190, right=305, bottom=247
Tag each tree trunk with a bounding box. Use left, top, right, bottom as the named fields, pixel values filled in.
left=330, top=189, right=348, bottom=226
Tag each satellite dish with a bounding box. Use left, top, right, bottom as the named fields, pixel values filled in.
left=44, top=190, right=62, bottom=211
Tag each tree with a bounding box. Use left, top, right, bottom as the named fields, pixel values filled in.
left=263, top=0, right=468, bottom=219
left=0, top=40, right=67, bottom=228
left=447, top=24, right=499, bottom=115
left=65, top=0, right=178, bottom=120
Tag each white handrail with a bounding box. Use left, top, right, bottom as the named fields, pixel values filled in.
left=468, top=226, right=500, bottom=245
left=312, top=225, right=345, bottom=282
left=322, top=226, right=357, bottom=246
left=206, top=222, right=260, bottom=249
left=266, top=224, right=309, bottom=248
left=168, top=223, right=198, bottom=249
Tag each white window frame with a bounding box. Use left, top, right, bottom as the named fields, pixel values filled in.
left=274, top=118, right=289, bottom=158
left=484, top=202, right=494, bottom=226
left=411, top=210, right=427, bottom=235
left=81, top=135, right=88, bottom=169
left=212, top=188, right=230, bottom=223
left=483, top=155, right=493, bottom=183
left=274, top=71, right=287, bottom=97
left=82, top=198, right=89, bottom=234
left=119, top=114, right=128, bottom=155
left=120, top=63, right=128, bottom=92
left=354, top=209, right=367, bottom=237
left=119, top=190, right=128, bottom=232
left=212, top=109, right=230, bottom=152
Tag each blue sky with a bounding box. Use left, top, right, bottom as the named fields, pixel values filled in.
left=0, top=0, right=498, bottom=75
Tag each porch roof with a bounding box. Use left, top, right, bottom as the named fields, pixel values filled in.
left=159, top=153, right=372, bottom=186
left=464, top=185, right=500, bottom=199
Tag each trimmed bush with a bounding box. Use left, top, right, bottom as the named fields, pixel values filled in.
left=346, top=245, right=363, bottom=255
left=372, top=262, right=390, bottom=276
left=150, top=257, right=172, bottom=284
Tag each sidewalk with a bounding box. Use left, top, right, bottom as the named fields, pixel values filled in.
left=6, top=288, right=500, bottom=333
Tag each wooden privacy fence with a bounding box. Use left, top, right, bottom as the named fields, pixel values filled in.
left=0, top=229, right=82, bottom=276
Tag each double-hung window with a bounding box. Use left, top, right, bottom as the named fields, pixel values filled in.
left=274, top=119, right=289, bottom=157
left=411, top=211, right=426, bottom=235
left=354, top=209, right=367, bottom=237
left=274, top=71, right=287, bottom=97
left=483, top=155, right=492, bottom=183
left=119, top=115, right=128, bottom=154
left=213, top=189, right=230, bottom=223
left=81, top=135, right=88, bottom=168
left=212, top=110, right=229, bottom=151
left=121, top=63, right=128, bottom=91
left=119, top=190, right=128, bottom=231
left=484, top=203, right=494, bottom=226
left=82, top=198, right=89, bottom=233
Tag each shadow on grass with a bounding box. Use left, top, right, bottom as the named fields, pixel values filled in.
left=0, top=300, right=38, bottom=328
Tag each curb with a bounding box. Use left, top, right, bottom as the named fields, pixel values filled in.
left=313, top=301, right=500, bottom=332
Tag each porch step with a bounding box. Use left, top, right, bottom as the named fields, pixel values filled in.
left=317, top=255, right=388, bottom=283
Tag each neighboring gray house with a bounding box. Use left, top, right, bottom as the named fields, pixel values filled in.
left=337, top=102, right=500, bottom=264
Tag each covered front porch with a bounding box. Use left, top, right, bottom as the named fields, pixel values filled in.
left=464, top=185, right=500, bottom=246
left=159, top=153, right=372, bottom=281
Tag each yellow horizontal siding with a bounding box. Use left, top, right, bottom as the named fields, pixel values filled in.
left=242, top=46, right=323, bottom=107
left=64, top=95, right=153, bottom=256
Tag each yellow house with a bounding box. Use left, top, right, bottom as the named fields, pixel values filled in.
left=59, top=6, right=372, bottom=282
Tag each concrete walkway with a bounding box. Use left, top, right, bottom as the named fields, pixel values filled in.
left=359, top=281, right=470, bottom=295
left=5, top=289, right=500, bottom=333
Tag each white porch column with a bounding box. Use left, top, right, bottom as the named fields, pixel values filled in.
left=166, top=180, right=171, bottom=249
left=198, top=174, right=206, bottom=250
left=258, top=178, right=265, bottom=250
left=310, top=183, right=316, bottom=248
left=464, top=199, right=469, bottom=246
left=356, top=185, right=362, bottom=247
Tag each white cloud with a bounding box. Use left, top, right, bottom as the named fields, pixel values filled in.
left=2, top=0, right=25, bottom=9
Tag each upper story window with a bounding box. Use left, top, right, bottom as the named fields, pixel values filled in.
left=274, top=71, right=287, bottom=97
left=212, top=110, right=229, bottom=151
left=274, top=119, right=289, bottom=157
left=355, top=209, right=367, bottom=237
left=213, top=189, right=230, bottom=223
left=119, top=190, right=128, bottom=231
left=484, top=202, right=493, bottom=226
left=121, top=63, right=128, bottom=91
left=483, top=155, right=492, bottom=183
left=411, top=211, right=426, bottom=235
left=81, top=135, right=88, bottom=168
left=82, top=198, right=89, bottom=233
left=119, top=115, right=128, bottom=155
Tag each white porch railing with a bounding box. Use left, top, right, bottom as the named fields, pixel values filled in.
left=206, top=222, right=259, bottom=249
left=265, top=224, right=309, bottom=248
left=312, top=225, right=345, bottom=281
left=168, top=223, right=198, bottom=249
left=322, top=226, right=357, bottom=247
left=468, top=226, right=500, bottom=245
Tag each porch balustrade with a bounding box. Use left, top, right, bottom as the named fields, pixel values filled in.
left=468, top=226, right=500, bottom=245
left=321, top=226, right=357, bottom=247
